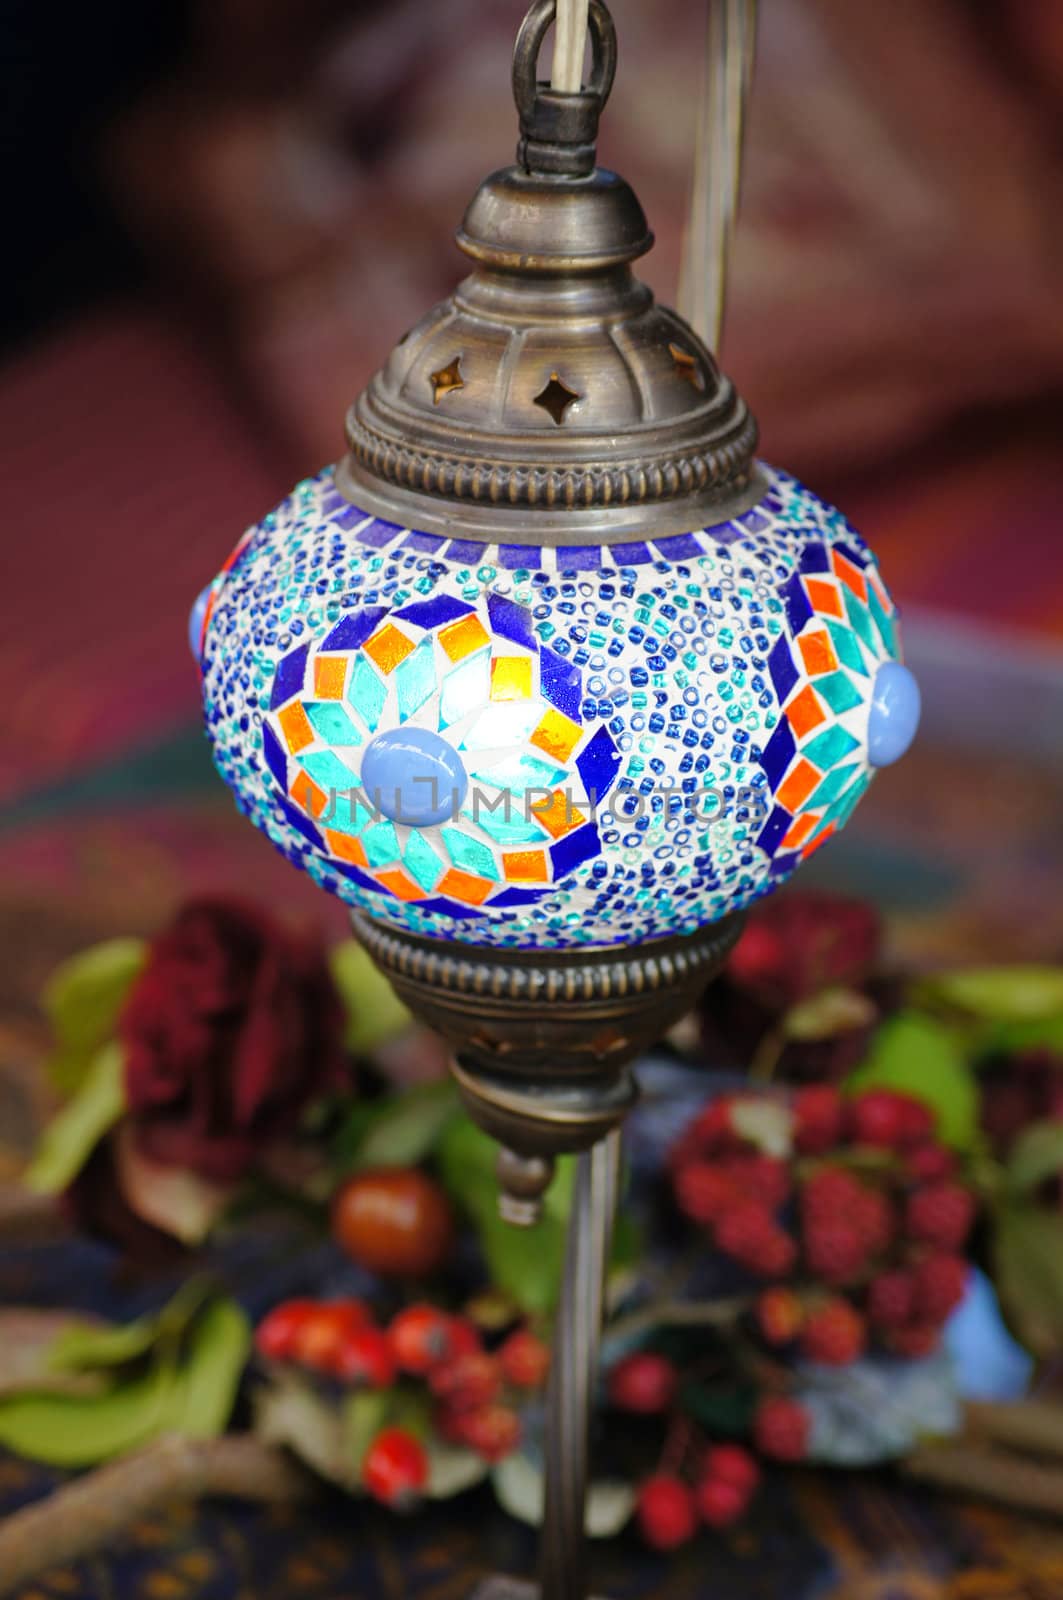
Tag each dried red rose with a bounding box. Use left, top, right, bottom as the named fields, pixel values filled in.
left=120, top=897, right=348, bottom=1182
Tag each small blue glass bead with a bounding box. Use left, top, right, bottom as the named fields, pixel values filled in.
left=360, top=727, right=468, bottom=826
left=868, top=660, right=921, bottom=767
left=188, top=583, right=213, bottom=662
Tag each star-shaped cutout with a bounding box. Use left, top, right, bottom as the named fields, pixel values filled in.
left=669, top=342, right=706, bottom=392
left=430, top=356, right=464, bottom=404
left=533, top=372, right=581, bottom=426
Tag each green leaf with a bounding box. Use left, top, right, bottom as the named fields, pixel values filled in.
left=1007, top=1121, right=1063, bottom=1197
left=993, top=1203, right=1063, bottom=1358
left=329, top=941, right=411, bottom=1054
left=918, top=967, right=1063, bottom=1023
left=48, top=1313, right=159, bottom=1374
left=0, top=1312, right=114, bottom=1398
left=24, top=1041, right=126, bottom=1193
left=438, top=1116, right=574, bottom=1316
left=42, top=938, right=145, bottom=1097
left=255, top=1370, right=359, bottom=1489
left=971, top=1016, right=1063, bottom=1061
left=169, top=1297, right=251, bottom=1438
left=0, top=1364, right=174, bottom=1466
left=492, top=1453, right=635, bottom=1538
left=425, top=1438, right=489, bottom=1499
left=845, top=1012, right=978, bottom=1151
left=342, top=1080, right=460, bottom=1172
left=342, top=1388, right=394, bottom=1476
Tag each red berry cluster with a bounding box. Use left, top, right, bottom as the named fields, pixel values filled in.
left=255, top=1298, right=550, bottom=1501
left=636, top=1443, right=761, bottom=1551
left=667, top=1084, right=977, bottom=1464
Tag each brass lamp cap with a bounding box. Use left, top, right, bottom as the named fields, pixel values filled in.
left=337, top=0, right=761, bottom=546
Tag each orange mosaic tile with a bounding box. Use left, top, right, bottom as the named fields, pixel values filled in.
left=797, top=629, right=838, bottom=677
left=831, top=549, right=867, bottom=602
left=374, top=867, right=425, bottom=901
left=775, top=758, right=820, bottom=812
left=530, top=790, right=586, bottom=840
left=785, top=685, right=826, bottom=739
left=530, top=708, right=582, bottom=763
left=313, top=655, right=347, bottom=698
left=490, top=655, right=533, bottom=701
left=277, top=701, right=314, bottom=753
left=802, top=821, right=837, bottom=859
left=781, top=811, right=820, bottom=850
left=439, top=612, right=491, bottom=663
left=804, top=578, right=844, bottom=619
left=363, top=623, right=416, bottom=675
left=502, top=848, right=549, bottom=883
left=437, top=868, right=495, bottom=906
left=325, top=832, right=369, bottom=867
left=290, top=769, right=327, bottom=819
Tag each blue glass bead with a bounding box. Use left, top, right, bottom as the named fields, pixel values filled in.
left=360, top=727, right=469, bottom=826
left=188, top=583, right=213, bottom=662
left=867, top=660, right=921, bottom=767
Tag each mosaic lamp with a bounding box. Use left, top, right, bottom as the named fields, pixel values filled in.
left=192, top=3, right=919, bottom=1594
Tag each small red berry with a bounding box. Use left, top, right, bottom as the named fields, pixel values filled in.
left=333, top=1168, right=454, bottom=1279
left=899, top=1098, right=936, bottom=1145
left=445, top=1316, right=482, bottom=1359
left=801, top=1166, right=863, bottom=1222
left=913, top=1254, right=968, bottom=1323
left=290, top=1302, right=372, bottom=1373
left=607, top=1352, right=678, bottom=1415
left=867, top=1269, right=916, bottom=1329
left=499, top=1328, right=550, bottom=1389
left=803, top=1216, right=866, bottom=1285
left=674, top=1161, right=738, bottom=1225
left=716, top=1204, right=796, bottom=1278
left=333, top=1324, right=397, bottom=1387
left=906, top=1183, right=976, bottom=1252
left=449, top=1403, right=522, bottom=1462
left=906, top=1143, right=957, bottom=1183
left=850, top=1185, right=895, bottom=1257
left=721, top=1153, right=791, bottom=1211
left=753, top=1396, right=811, bottom=1461
left=793, top=1086, right=845, bottom=1156
left=255, top=1299, right=321, bottom=1362
left=637, top=1476, right=698, bottom=1550
left=704, top=1444, right=760, bottom=1497
left=429, top=1352, right=502, bottom=1411
left=887, top=1322, right=941, bottom=1360
left=696, top=1475, right=747, bottom=1528
left=362, top=1426, right=428, bottom=1506
left=388, top=1303, right=454, bottom=1374
left=847, top=1090, right=912, bottom=1150
left=757, top=1287, right=805, bottom=1346
left=801, top=1298, right=866, bottom=1366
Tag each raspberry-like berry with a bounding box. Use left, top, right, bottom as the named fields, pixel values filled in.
left=906, top=1143, right=957, bottom=1183
left=887, top=1322, right=941, bottom=1360
left=607, top=1352, right=678, bottom=1415
left=499, top=1328, right=550, bottom=1389
left=637, top=1476, right=698, bottom=1550
left=388, top=1303, right=454, bottom=1374
left=793, top=1086, right=845, bottom=1155
left=362, top=1427, right=428, bottom=1506
left=290, top=1302, right=372, bottom=1373
left=721, top=1153, right=791, bottom=1212
left=671, top=1098, right=739, bottom=1167
left=803, top=1215, right=866, bottom=1285
left=428, top=1352, right=502, bottom=1411
left=913, top=1254, right=968, bottom=1322
left=445, top=1316, right=482, bottom=1359
left=674, top=1161, right=738, bottom=1225
left=442, top=1403, right=521, bottom=1462
left=906, top=1183, right=976, bottom=1252
left=850, top=1185, right=895, bottom=1257
left=696, top=1475, right=748, bottom=1528
left=801, top=1298, right=866, bottom=1366
left=848, top=1090, right=921, bottom=1150
left=753, top=1396, right=811, bottom=1461
left=757, top=1287, right=805, bottom=1346
left=716, top=1204, right=796, bottom=1278
left=255, top=1299, right=321, bottom=1362
left=800, top=1166, right=864, bottom=1222
left=704, top=1444, right=760, bottom=1496
left=867, top=1269, right=916, bottom=1329
left=334, top=1325, right=397, bottom=1387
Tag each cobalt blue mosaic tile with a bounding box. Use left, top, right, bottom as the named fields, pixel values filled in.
left=269, top=643, right=309, bottom=709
